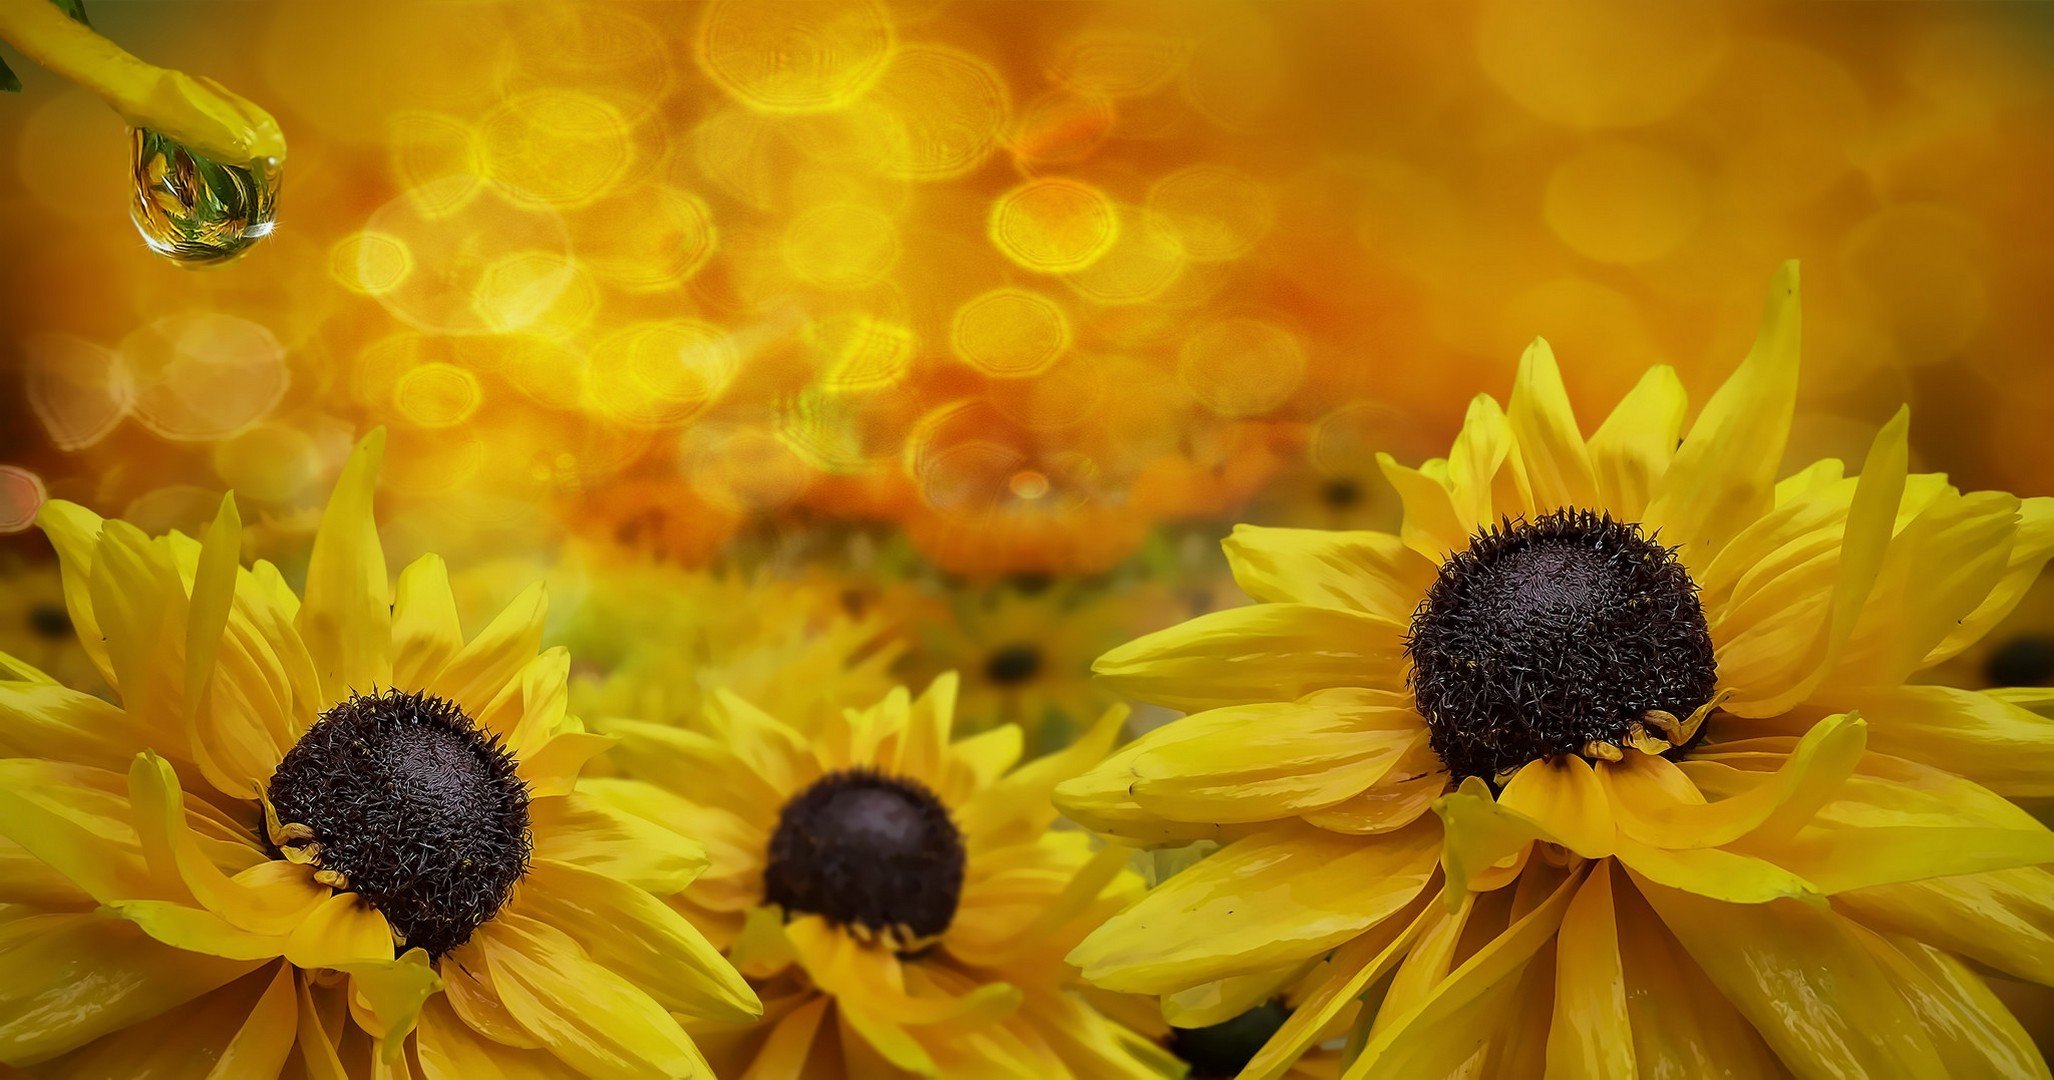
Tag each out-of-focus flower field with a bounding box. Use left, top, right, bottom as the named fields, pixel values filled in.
left=3, top=0, right=2053, bottom=698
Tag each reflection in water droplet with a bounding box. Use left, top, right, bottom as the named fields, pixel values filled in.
left=129, top=128, right=280, bottom=266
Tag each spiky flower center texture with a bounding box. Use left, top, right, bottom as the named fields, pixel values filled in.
left=1407, top=508, right=1718, bottom=782
left=763, top=769, right=966, bottom=948
left=266, top=689, right=532, bottom=958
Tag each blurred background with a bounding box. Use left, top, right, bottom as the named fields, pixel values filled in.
left=3, top=0, right=2054, bottom=737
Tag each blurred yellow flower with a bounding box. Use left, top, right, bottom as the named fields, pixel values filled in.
left=594, top=676, right=1175, bottom=1077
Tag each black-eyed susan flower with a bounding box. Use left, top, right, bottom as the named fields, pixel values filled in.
left=0, top=431, right=757, bottom=1077
left=1057, top=264, right=2054, bottom=1077
left=557, top=553, right=903, bottom=730
left=592, top=674, right=1178, bottom=1077
left=908, top=577, right=1180, bottom=753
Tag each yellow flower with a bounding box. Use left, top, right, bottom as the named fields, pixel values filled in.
left=1057, top=264, right=2054, bottom=1077
left=558, top=553, right=903, bottom=729
left=596, top=675, right=1177, bottom=1077
left=909, top=577, right=1180, bottom=753
left=0, top=431, right=757, bottom=1077
left=0, top=551, right=103, bottom=695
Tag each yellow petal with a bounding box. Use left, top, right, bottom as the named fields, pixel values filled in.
left=1067, top=820, right=1439, bottom=994
left=1223, top=524, right=1437, bottom=621
left=129, top=751, right=324, bottom=934
left=1506, top=338, right=1599, bottom=513
left=516, top=731, right=614, bottom=799
left=416, top=995, right=562, bottom=1080
left=1926, top=495, right=2054, bottom=666
left=204, top=962, right=300, bottom=1080
left=294, top=969, right=350, bottom=1080
left=33, top=963, right=297, bottom=1080
left=1242, top=891, right=1438, bottom=1080
left=338, top=947, right=440, bottom=1064
left=429, top=581, right=546, bottom=721
left=34, top=498, right=115, bottom=683
left=484, top=647, right=571, bottom=757
left=1822, top=487, right=2021, bottom=692
left=0, top=910, right=260, bottom=1066
left=1729, top=780, right=2054, bottom=894
left=959, top=703, right=1126, bottom=850
left=0, top=758, right=162, bottom=904
left=475, top=913, right=711, bottom=1079
left=297, top=430, right=394, bottom=703
left=87, top=519, right=189, bottom=733
left=182, top=495, right=276, bottom=801
left=1612, top=878, right=1781, bottom=1078
left=1856, top=928, right=2049, bottom=1079
left=1347, top=866, right=1585, bottom=1079
left=1587, top=365, right=1687, bottom=520
left=1093, top=603, right=1406, bottom=712
left=1830, top=685, right=2054, bottom=799
left=1496, top=755, right=1614, bottom=859
left=1611, top=837, right=1818, bottom=905
left=1835, top=866, right=2054, bottom=987
left=516, top=858, right=761, bottom=1024
left=739, top=994, right=831, bottom=1080
left=1633, top=878, right=1948, bottom=1076
left=1608, top=712, right=1866, bottom=850
left=1053, top=729, right=1246, bottom=848
left=786, top=914, right=1019, bottom=1028
left=1545, top=865, right=1633, bottom=1079
left=530, top=787, right=710, bottom=893
left=1126, top=690, right=1425, bottom=823
left=1161, top=963, right=1308, bottom=1028
left=391, top=553, right=464, bottom=691
left=440, top=941, right=540, bottom=1049
left=109, top=898, right=290, bottom=960
left=1642, top=260, right=1801, bottom=563
left=1713, top=407, right=1905, bottom=716
left=1448, top=394, right=1526, bottom=527
left=1379, top=452, right=1470, bottom=563
left=284, top=891, right=397, bottom=970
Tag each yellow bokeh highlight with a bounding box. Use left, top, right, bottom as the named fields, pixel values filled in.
left=1048, top=20, right=1189, bottom=98
left=810, top=313, right=917, bottom=392
left=697, top=0, right=897, bottom=114
left=1010, top=89, right=1114, bottom=168
left=331, top=231, right=414, bottom=295
left=364, top=177, right=574, bottom=335
left=211, top=422, right=322, bottom=504
left=1475, top=0, right=1728, bottom=128
left=989, top=178, right=1119, bottom=274
left=784, top=203, right=901, bottom=288
left=573, top=185, right=719, bottom=292
left=1061, top=211, right=1187, bottom=305
left=1147, top=165, right=1274, bottom=263
left=588, top=320, right=738, bottom=430
left=393, top=362, right=484, bottom=429
left=836, top=43, right=1011, bottom=181
left=479, top=90, right=637, bottom=209
left=951, top=288, right=1071, bottom=378
left=388, top=110, right=482, bottom=215
left=1543, top=142, right=1703, bottom=264
left=471, top=251, right=593, bottom=336
left=22, top=333, right=129, bottom=452
left=120, top=314, right=289, bottom=442
left=1179, top=317, right=1304, bottom=418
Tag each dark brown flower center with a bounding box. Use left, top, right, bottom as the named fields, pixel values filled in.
left=984, top=642, right=1044, bottom=686
left=265, top=690, right=531, bottom=958
left=1407, top=509, right=1717, bottom=782
left=763, top=769, right=964, bottom=948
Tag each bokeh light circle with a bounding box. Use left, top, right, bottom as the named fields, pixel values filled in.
left=332, top=231, right=414, bottom=295
left=479, top=90, right=638, bottom=209
left=573, top=185, right=719, bottom=292
left=23, top=333, right=131, bottom=451
left=951, top=288, right=1072, bottom=378
left=1147, top=165, right=1274, bottom=263
left=588, top=320, right=739, bottom=430
left=1476, top=0, right=1728, bottom=128
left=0, top=467, right=47, bottom=534
left=362, top=176, right=575, bottom=335
left=697, top=0, right=897, bottom=114
left=393, top=362, right=485, bottom=429
left=120, top=314, right=289, bottom=442
left=989, top=178, right=1120, bottom=273
left=784, top=203, right=901, bottom=287
left=212, top=423, right=323, bottom=504
left=1543, top=142, right=1704, bottom=264
left=1179, top=317, right=1305, bottom=418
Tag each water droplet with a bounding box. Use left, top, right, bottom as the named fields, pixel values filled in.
left=129, top=128, right=280, bottom=266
